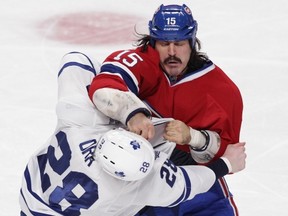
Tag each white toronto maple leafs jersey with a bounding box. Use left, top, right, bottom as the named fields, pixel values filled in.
left=19, top=52, right=216, bottom=216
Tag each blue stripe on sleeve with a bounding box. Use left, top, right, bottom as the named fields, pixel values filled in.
left=22, top=167, right=58, bottom=216
left=67, top=51, right=96, bottom=70
left=58, top=61, right=96, bottom=77
left=179, top=167, right=192, bottom=200
left=101, top=63, right=138, bottom=94
left=168, top=167, right=192, bottom=207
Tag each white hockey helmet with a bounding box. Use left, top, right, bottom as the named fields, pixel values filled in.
left=95, top=128, right=155, bottom=181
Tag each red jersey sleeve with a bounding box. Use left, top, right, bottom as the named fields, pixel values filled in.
left=89, top=47, right=162, bottom=101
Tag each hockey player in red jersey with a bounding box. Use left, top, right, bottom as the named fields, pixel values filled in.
left=19, top=52, right=246, bottom=216
left=89, top=4, right=243, bottom=216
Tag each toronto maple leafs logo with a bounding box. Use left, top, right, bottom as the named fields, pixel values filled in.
left=130, top=140, right=141, bottom=150
left=115, top=171, right=125, bottom=178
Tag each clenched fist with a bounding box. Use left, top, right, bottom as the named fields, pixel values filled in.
left=223, top=142, right=246, bottom=173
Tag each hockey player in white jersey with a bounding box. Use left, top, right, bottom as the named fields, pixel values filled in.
left=19, top=52, right=246, bottom=216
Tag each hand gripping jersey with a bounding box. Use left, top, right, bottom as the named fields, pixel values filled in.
left=19, top=52, right=224, bottom=216
left=89, top=46, right=243, bottom=160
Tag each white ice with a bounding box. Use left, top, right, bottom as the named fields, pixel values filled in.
left=1, top=0, right=288, bottom=215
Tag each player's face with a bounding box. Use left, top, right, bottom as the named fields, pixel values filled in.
left=155, top=40, right=191, bottom=77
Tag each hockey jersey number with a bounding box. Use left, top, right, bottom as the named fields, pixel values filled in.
left=37, top=131, right=98, bottom=216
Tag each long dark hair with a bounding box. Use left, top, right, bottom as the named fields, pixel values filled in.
left=134, top=32, right=210, bottom=72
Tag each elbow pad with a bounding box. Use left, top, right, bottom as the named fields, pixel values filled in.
left=92, top=88, right=151, bottom=125
left=190, top=130, right=221, bottom=164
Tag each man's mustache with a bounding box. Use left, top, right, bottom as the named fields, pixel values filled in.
left=164, top=56, right=182, bottom=64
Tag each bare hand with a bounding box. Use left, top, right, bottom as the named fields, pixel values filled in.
left=127, top=113, right=155, bottom=140
left=223, top=142, right=246, bottom=173
left=163, top=120, right=190, bottom=144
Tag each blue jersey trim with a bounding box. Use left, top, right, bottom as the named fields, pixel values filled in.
left=101, top=63, right=138, bottom=94
left=179, top=167, right=192, bottom=200
left=58, top=61, right=96, bottom=77
left=68, top=51, right=96, bottom=71
left=182, top=60, right=214, bottom=79
left=22, top=167, right=58, bottom=216
left=168, top=167, right=192, bottom=207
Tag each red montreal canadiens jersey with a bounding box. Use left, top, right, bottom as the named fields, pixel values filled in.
left=89, top=46, right=243, bottom=160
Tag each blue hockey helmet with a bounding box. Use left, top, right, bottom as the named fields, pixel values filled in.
left=149, top=4, right=198, bottom=47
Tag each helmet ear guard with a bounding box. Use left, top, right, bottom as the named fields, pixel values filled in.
left=149, top=4, right=198, bottom=48
left=95, top=128, right=155, bottom=181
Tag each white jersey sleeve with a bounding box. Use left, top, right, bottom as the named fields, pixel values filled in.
left=131, top=151, right=216, bottom=208
left=56, top=52, right=123, bottom=131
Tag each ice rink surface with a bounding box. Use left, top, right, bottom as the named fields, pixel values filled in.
left=1, top=0, right=288, bottom=215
